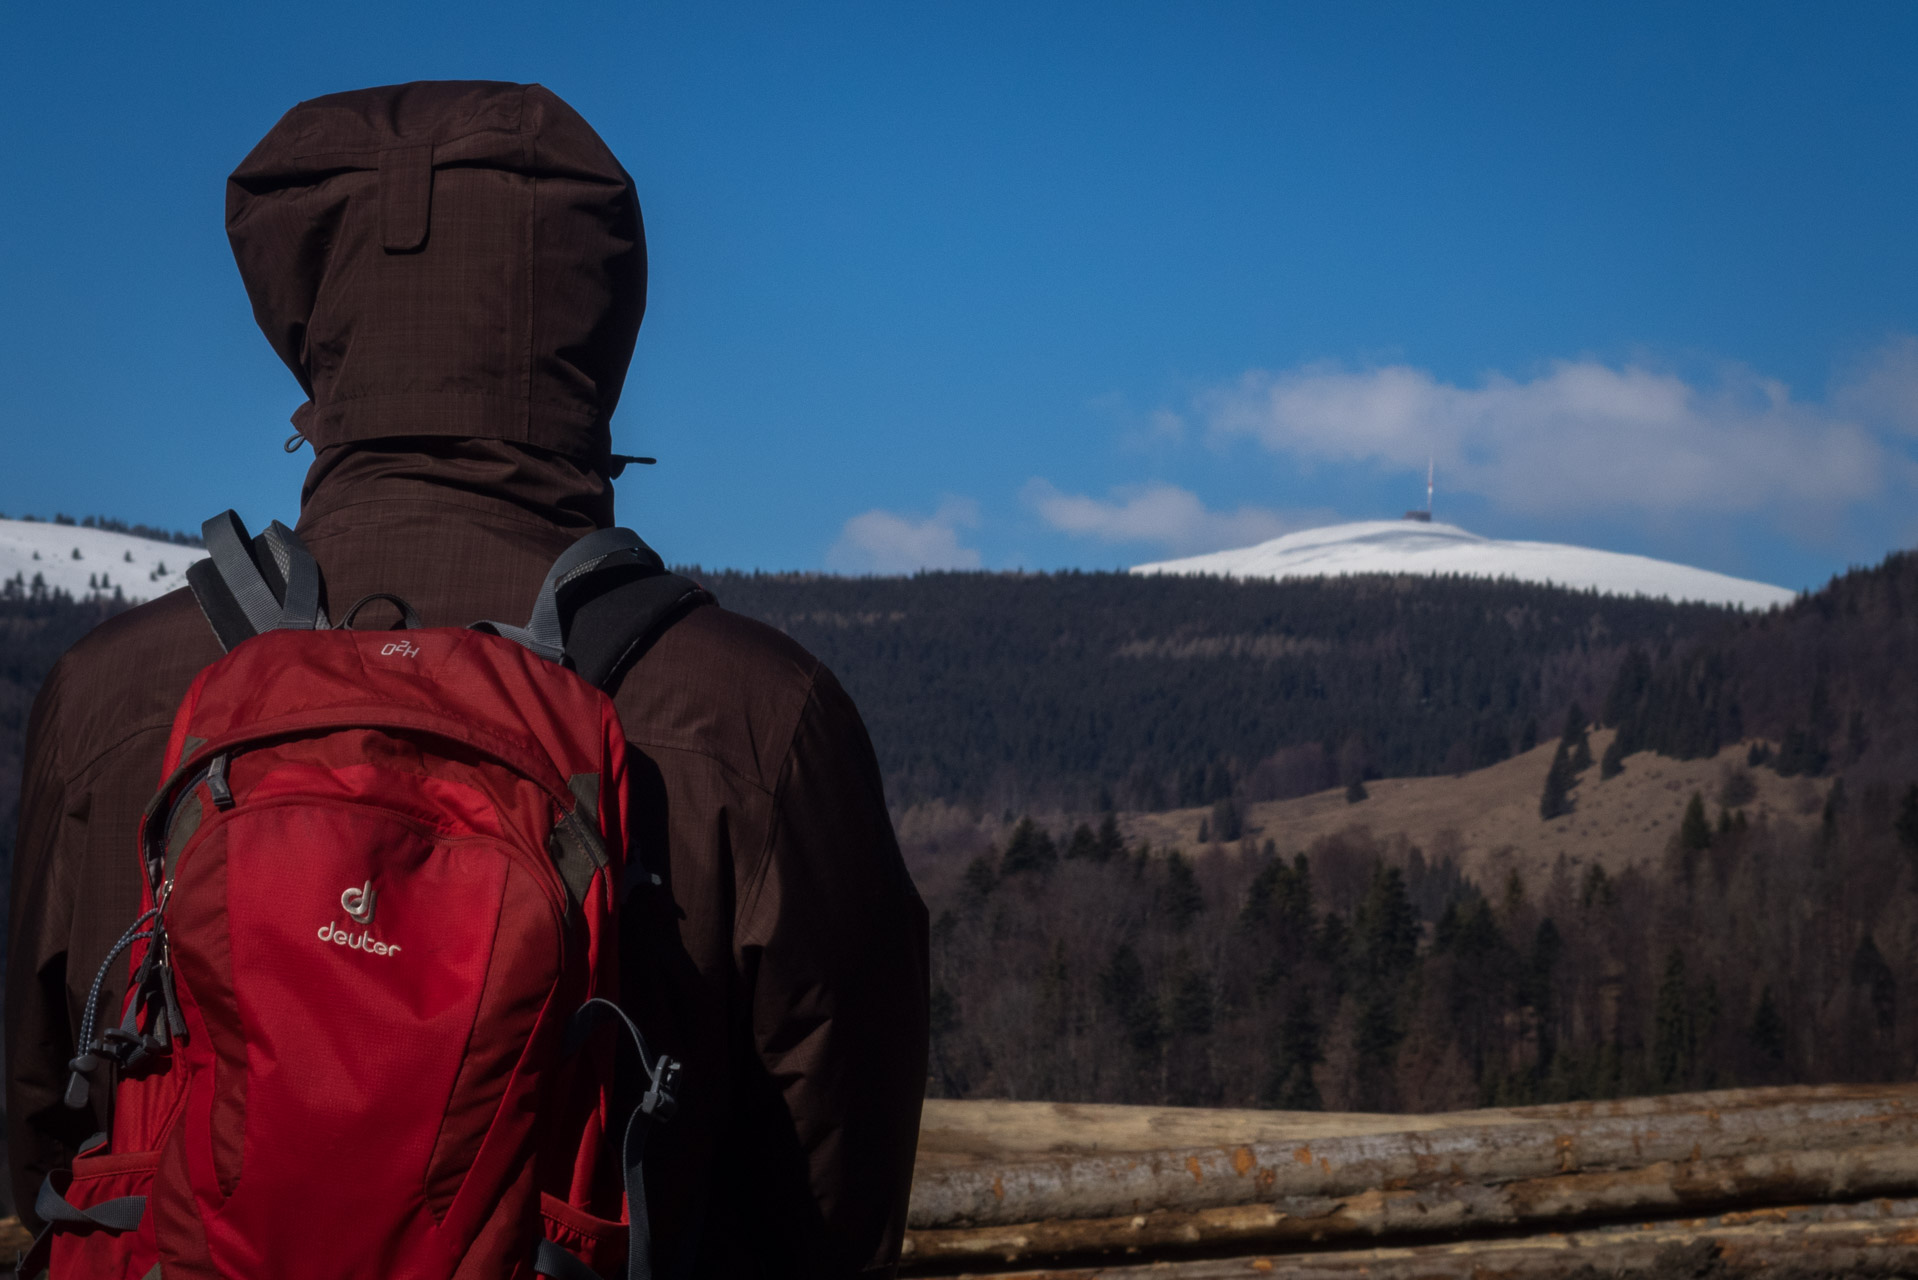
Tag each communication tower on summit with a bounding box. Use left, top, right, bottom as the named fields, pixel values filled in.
left=1404, top=457, right=1434, bottom=522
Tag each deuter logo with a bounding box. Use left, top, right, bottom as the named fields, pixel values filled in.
left=320, top=879, right=400, bottom=956
left=380, top=640, right=421, bottom=659
left=341, top=880, right=376, bottom=924
left=317, top=920, right=401, bottom=957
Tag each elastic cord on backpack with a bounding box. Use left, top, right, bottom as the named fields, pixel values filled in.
left=65, top=908, right=160, bottom=1109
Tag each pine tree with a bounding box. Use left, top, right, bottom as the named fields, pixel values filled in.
left=1265, top=993, right=1324, bottom=1110
left=1239, top=860, right=1282, bottom=930
left=1678, top=792, right=1712, bottom=854
left=1163, top=851, right=1205, bottom=931
left=1653, top=950, right=1693, bottom=1088
left=1539, top=743, right=1574, bottom=819
left=1775, top=725, right=1829, bottom=777
left=1168, top=959, right=1214, bottom=1038
left=1210, top=796, right=1243, bottom=841
left=1345, top=779, right=1368, bottom=804
left=1349, top=865, right=1419, bottom=1101
left=1064, top=823, right=1098, bottom=861
left=1561, top=703, right=1592, bottom=771
left=1527, top=918, right=1563, bottom=1076
left=1600, top=733, right=1626, bottom=779
left=1000, top=817, right=1057, bottom=876
left=1093, top=812, right=1125, bottom=863
left=961, top=854, right=998, bottom=904
left=1100, top=943, right=1163, bottom=1055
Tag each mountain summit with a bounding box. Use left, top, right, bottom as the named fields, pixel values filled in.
left=1132, top=519, right=1794, bottom=610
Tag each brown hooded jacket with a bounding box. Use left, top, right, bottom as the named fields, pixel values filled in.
left=6, top=82, right=929, bottom=1277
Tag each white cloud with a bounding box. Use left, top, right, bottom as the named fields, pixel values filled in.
left=1835, top=335, right=1918, bottom=437
left=826, top=498, right=982, bottom=574
left=1023, top=479, right=1314, bottom=556
left=1199, top=344, right=1918, bottom=519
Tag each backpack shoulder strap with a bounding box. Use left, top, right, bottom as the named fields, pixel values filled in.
left=186, top=510, right=328, bottom=652
left=475, top=528, right=709, bottom=689
left=566, top=565, right=709, bottom=690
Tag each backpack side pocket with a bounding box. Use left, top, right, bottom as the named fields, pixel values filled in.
left=44, top=1145, right=160, bottom=1280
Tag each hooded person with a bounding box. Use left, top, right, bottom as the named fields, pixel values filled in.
left=6, top=81, right=929, bottom=1278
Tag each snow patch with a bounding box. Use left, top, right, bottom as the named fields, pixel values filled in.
left=1131, top=520, right=1795, bottom=611
left=0, top=518, right=208, bottom=603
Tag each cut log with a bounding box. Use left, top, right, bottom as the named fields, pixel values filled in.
left=908, top=1084, right=1918, bottom=1231
left=902, top=1144, right=1918, bottom=1267
left=904, top=1197, right=1918, bottom=1278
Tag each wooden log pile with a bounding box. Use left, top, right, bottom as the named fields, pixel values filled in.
left=904, top=1085, right=1918, bottom=1276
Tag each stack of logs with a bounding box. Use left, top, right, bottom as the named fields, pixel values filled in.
left=903, top=1085, right=1918, bottom=1277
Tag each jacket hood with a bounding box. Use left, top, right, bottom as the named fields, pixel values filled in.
left=227, top=81, right=645, bottom=469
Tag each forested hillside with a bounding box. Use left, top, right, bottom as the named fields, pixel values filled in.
left=1605, top=549, right=1918, bottom=785
left=705, top=569, right=1741, bottom=811
left=913, top=551, right=1918, bottom=1112
left=923, top=786, right=1918, bottom=1111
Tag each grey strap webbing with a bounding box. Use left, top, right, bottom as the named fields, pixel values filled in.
left=534, top=1237, right=607, bottom=1280
left=203, top=510, right=284, bottom=638
left=263, top=521, right=323, bottom=632
left=474, top=527, right=653, bottom=664
left=34, top=1173, right=146, bottom=1232
left=17, top=1173, right=147, bottom=1279
left=189, top=510, right=329, bottom=650
left=533, top=998, right=680, bottom=1280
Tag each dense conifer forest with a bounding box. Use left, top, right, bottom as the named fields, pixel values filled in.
left=703, top=569, right=1739, bottom=812
left=921, top=788, right=1918, bottom=1110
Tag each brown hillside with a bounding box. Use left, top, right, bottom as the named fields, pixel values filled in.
left=1118, top=730, right=1831, bottom=885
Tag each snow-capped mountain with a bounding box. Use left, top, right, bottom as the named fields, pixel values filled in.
left=0, top=517, right=208, bottom=602
left=1132, top=520, right=1796, bottom=610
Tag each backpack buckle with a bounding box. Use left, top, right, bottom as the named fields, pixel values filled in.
left=640, top=1056, right=681, bottom=1123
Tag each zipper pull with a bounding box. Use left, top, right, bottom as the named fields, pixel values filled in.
left=206, top=753, right=235, bottom=810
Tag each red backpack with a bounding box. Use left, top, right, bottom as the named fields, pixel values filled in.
left=26, top=513, right=706, bottom=1280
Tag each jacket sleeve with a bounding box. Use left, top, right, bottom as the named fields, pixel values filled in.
left=736, top=666, right=929, bottom=1277
left=6, top=657, right=95, bottom=1224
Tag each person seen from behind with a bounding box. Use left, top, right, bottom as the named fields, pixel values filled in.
left=6, top=81, right=929, bottom=1278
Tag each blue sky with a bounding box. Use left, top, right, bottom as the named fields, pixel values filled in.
left=3, top=2, right=1916, bottom=590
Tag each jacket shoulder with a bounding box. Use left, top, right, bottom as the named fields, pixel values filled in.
left=612, top=601, right=829, bottom=793
left=38, top=589, right=222, bottom=779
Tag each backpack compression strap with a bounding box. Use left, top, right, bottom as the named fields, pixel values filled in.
left=475, top=528, right=709, bottom=689
left=533, top=998, right=681, bottom=1280
left=186, top=510, right=329, bottom=651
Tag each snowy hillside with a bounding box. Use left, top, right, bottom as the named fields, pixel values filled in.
left=1132, top=520, right=1796, bottom=610
left=0, top=517, right=208, bottom=602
